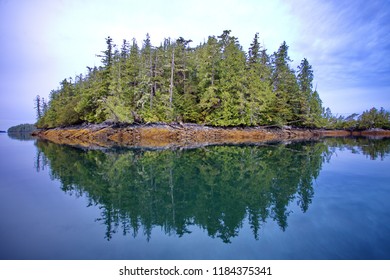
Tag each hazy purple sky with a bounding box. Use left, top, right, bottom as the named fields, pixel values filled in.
left=1, top=0, right=389, bottom=130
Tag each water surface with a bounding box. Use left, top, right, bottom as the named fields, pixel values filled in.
left=1, top=133, right=389, bottom=259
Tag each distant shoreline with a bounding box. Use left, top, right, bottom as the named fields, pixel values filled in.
left=31, top=123, right=390, bottom=149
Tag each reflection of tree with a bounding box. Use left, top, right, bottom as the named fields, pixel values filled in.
left=7, top=132, right=35, bottom=141
left=324, top=137, right=390, bottom=161
left=35, top=140, right=331, bottom=243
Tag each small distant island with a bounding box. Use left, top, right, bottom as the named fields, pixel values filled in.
left=8, top=123, right=36, bottom=133
left=31, top=31, right=390, bottom=147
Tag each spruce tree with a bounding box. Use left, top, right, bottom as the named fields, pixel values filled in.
left=197, top=36, right=221, bottom=124
left=34, top=95, right=42, bottom=120
left=246, top=33, right=274, bottom=125
left=213, top=30, right=247, bottom=126
left=271, top=41, right=300, bottom=126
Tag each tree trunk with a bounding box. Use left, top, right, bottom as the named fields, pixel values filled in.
left=149, top=51, right=153, bottom=110
left=169, top=49, right=175, bottom=108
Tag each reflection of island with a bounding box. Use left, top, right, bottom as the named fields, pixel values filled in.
left=7, top=132, right=35, bottom=141
left=36, top=140, right=333, bottom=242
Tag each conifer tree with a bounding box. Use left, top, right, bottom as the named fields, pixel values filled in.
left=246, top=33, right=274, bottom=125
left=271, top=41, right=300, bottom=125
left=296, top=58, right=313, bottom=126
left=197, top=36, right=221, bottom=124
left=34, top=95, right=42, bottom=120
left=297, top=58, right=325, bottom=127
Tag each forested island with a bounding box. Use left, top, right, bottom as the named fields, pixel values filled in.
left=8, top=123, right=36, bottom=133
left=33, top=31, right=390, bottom=146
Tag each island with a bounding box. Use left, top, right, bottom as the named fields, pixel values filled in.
left=32, top=31, right=390, bottom=148
left=8, top=123, right=36, bottom=133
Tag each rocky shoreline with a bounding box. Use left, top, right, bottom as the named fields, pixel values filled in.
left=31, top=123, right=390, bottom=149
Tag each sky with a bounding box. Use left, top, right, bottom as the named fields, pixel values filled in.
left=0, top=0, right=389, bottom=130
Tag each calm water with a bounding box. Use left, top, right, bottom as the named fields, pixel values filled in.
left=1, top=133, right=390, bottom=260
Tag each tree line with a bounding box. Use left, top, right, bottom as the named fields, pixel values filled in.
left=35, top=30, right=325, bottom=128
left=324, top=107, right=390, bottom=130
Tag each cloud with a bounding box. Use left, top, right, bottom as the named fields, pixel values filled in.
left=280, top=0, right=390, bottom=114
left=287, top=0, right=390, bottom=90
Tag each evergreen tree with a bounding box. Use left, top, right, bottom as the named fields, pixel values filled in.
left=197, top=36, right=221, bottom=124
left=136, top=33, right=155, bottom=121
left=216, top=30, right=247, bottom=126
left=246, top=33, right=274, bottom=125
left=296, top=58, right=313, bottom=126
left=34, top=95, right=42, bottom=120
left=271, top=41, right=300, bottom=126
left=126, top=39, right=141, bottom=110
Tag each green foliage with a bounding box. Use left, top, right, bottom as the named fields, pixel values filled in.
left=36, top=31, right=329, bottom=128
left=246, top=33, right=274, bottom=125
left=322, top=107, right=390, bottom=130
left=270, top=41, right=301, bottom=125
left=358, top=107, right=390, bottom=130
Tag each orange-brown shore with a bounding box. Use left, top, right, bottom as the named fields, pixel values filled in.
left=32, top=124, right=390, bottom=149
